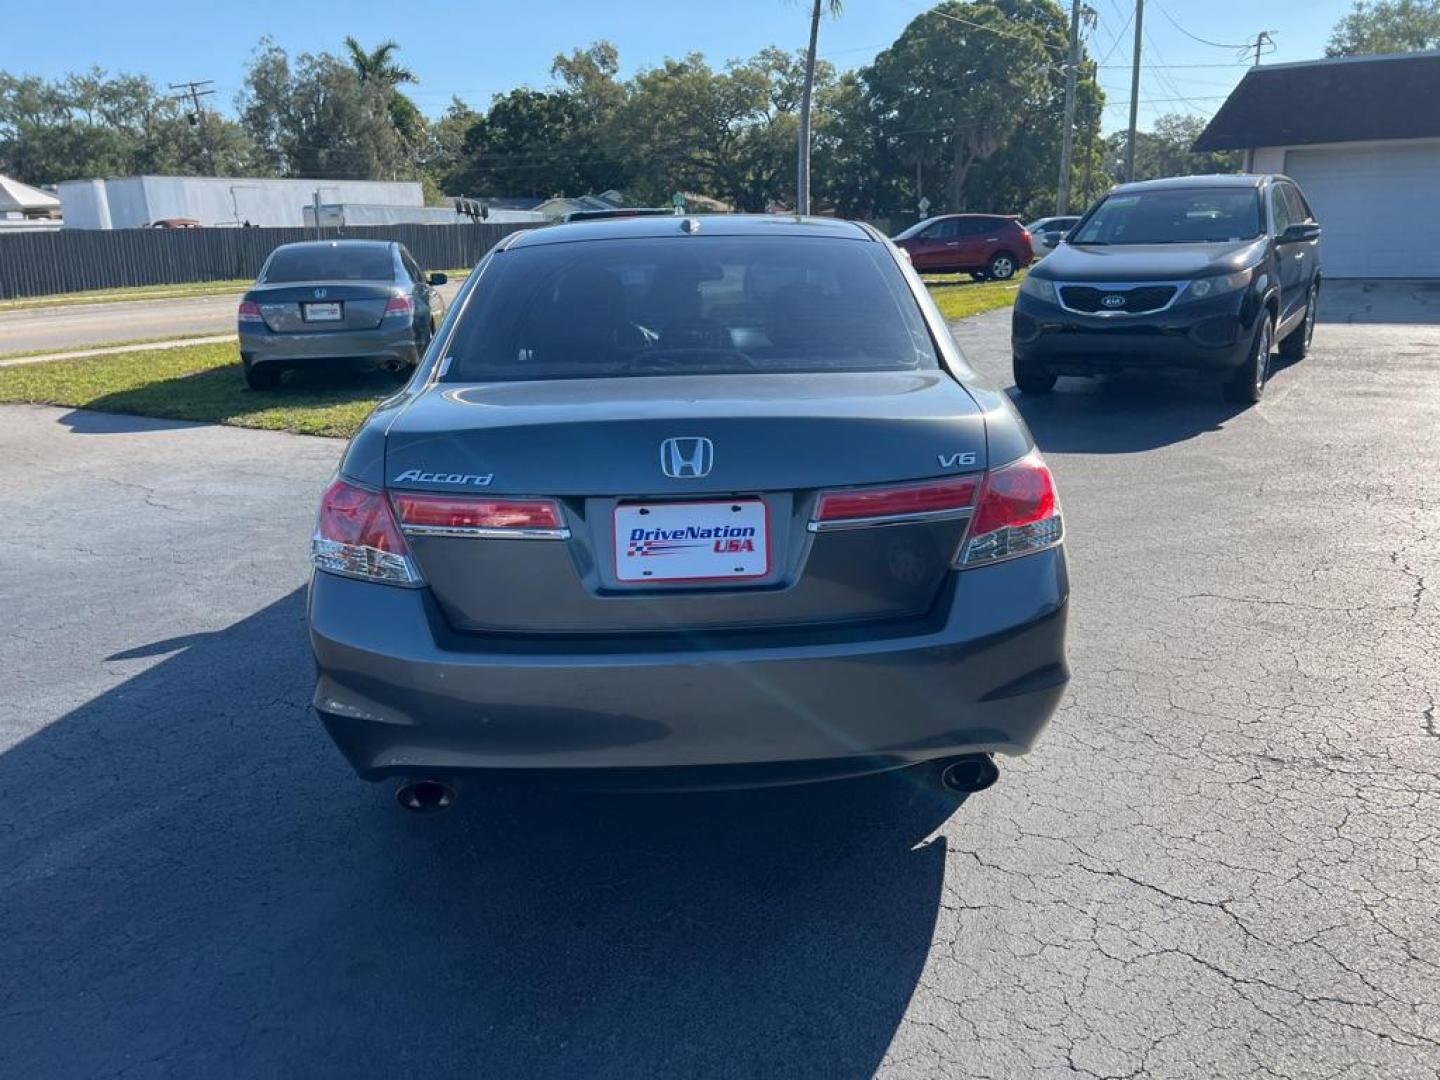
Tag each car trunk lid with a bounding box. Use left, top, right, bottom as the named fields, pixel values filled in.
left=247, top=282, right=397, bottom=333
left=384, top=372, right=988, bottom=634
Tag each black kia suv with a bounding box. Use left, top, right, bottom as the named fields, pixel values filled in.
left=1011, top=174, right=1322, bottom=404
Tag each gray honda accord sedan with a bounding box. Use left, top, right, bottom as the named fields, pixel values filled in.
left=238, top=239, right=446, bottom=390
left=307, top=215, right=1069, bottom=809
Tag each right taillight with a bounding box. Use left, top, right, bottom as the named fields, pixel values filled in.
left=312, top=478, right=422, bottom=586
left=238, top=300, right=264, bottom=324
left=958, top=451, right=1063, bottom=567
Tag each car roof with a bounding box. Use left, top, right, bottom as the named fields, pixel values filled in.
left=503, top=214, right=875, bottom=249
left=271, top=239, right=395, bottom=253
left=1110, top=174, right=1268, bottom=194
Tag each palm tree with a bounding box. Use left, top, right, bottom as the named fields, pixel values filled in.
left=796, top=0, right=843, bottom=216
left=342, top=38, right=417, bottom=88
left=343, top=38, right=422, bottom=150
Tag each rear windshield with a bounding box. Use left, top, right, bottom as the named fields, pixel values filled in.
left=440, top=236, right=938, bottom=383
left=261, top=245, right=394, bottom=283
left=1072, top=189, right=1263, bottom=245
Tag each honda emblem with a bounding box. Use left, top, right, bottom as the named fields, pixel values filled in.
left=660, top=437, right=714, bottom=479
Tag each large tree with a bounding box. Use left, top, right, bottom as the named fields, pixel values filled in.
left=866, top=0, right=1062, bottom=212
left=1327, top=0, right=1440, bottom=54
left=342, top=37, right=425, bottom=151
left=0, top=68, right=251, bottom=185
left=238, top=40, right=409, bottom=180
left=1103, top=113, right=1241, bottom=186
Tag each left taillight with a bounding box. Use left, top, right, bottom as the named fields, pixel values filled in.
left=312, top=478, right=422, bottom=586
left=237, top=300, right=263, bottom=324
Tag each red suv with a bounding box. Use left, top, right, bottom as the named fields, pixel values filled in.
left=892, top=214, right=1034, bottom=280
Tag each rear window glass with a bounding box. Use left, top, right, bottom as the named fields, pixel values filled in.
left=440, top=236, right=938, bottom=383
left=261, top=245, right=394, bottom=283
left=1072, top=189, right=1262, bottom=245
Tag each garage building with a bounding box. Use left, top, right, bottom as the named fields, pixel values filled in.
left=1193, top=51, right=1440, bottom=279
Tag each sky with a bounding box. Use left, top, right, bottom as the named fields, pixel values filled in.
left=13, top=0, right=1352, bottom=133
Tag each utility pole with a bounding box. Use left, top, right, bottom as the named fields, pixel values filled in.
left=796, top=0, right=823, bottom=216
left=1124, top=0, right=1144, bottom=183
left=169, top=79, right=217, bottom=174
left=1055, top=0, right=1084, bottom=215
left=1248, top=30, right=1275, bottom=66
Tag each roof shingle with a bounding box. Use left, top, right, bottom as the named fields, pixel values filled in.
left=1192, top=51, right=1440, bottom=152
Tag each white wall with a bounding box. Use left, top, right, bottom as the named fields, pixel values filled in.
left=59, top=176, right=424, bottom=228
left=1250, top=137, right=1440, bottom=177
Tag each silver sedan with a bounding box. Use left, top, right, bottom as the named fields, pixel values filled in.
left=238, top=240, right=446, bottom=390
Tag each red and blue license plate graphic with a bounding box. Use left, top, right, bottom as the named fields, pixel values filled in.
left=614, top=500, right=769, bottom=582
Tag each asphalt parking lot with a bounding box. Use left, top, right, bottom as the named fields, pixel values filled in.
left=1, top=284, right=1437, bottom=1078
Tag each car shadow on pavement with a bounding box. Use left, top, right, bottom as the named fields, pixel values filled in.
left=1009, top=375, right=1250, bottom=454
left=0, top=589, right=961, bottom=1079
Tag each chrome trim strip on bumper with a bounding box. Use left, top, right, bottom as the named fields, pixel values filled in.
left=807, top=507, right=974, bottom=533
left=400, top=525, right=572, bottom=540
left=1052, top=280, right=1187, bottom=317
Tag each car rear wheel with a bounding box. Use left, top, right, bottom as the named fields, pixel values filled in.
left=243, top=359, right=282, bottom=391
left=1278, top=284, right=1317, bottom=362
left=987, top=252, right=1018, bottom=281
left=1013, top=354, right=1056, bottom=395
left=1223, top=315, right=1273, bottom=405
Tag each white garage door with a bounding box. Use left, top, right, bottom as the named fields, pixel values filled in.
left=1284, top=142, right=1440, bottom=278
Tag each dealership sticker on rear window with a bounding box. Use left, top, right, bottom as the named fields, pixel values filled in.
left=614, top=500, right=769, bottom=582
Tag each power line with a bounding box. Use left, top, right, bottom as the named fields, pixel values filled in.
left=1152, top=3, right=1252, bottom=50
left=168, top=79, right=216, bottom=172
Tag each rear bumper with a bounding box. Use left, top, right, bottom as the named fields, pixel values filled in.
left=308, top=547, right=1070, bottom=787
left=1012, top=289, right=1259, bottom=374
left=239, top=322, right=418, bottom=368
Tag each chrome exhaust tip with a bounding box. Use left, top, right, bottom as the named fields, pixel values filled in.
left=395, top=778, right=455, bottom=814
left=938, top=755, right=999, bottom=794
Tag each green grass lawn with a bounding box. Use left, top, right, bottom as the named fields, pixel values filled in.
left=0, top=342, right=394, bottom=438
left=0, top=274, right=1016, bottom=439
left=0, top=333, right=235, bottom=362
left=921, top=272, right=1023, bottom=321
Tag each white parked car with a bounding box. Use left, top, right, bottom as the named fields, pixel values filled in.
left=1025, top=216, right=1081, bottom=258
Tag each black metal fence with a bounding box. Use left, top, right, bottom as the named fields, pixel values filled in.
left=0, top=222, right=540, bottom=299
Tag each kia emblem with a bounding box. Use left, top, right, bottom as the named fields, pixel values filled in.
left=1101, top=294, right=1126, bottom=309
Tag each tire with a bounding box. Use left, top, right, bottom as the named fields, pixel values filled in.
left=243, top=359, right=281, bottom=390
left=1278, top=284, right=1317, bottom=362
left=1223, top=314, right=1274, bottom=405
left=987, top=252, right=1018, bottom=281
left=1013, top=354, right=1056, bottom=395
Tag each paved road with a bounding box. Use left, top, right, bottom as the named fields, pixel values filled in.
left=1, top=293, right=1437, bottom=1078
left=0, top=280, right=466, bottom=353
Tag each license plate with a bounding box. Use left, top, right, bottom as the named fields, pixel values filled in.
left=303, top=302, right=342, bottom=322
left=615, top=500, right=769, bottom=582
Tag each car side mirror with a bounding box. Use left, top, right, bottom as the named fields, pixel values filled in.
left=428, top=272, right=448, bottom=286
left=1043, top=231, right=1064, bottom=245
left=1278, top=223, right=1320, bottom=245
